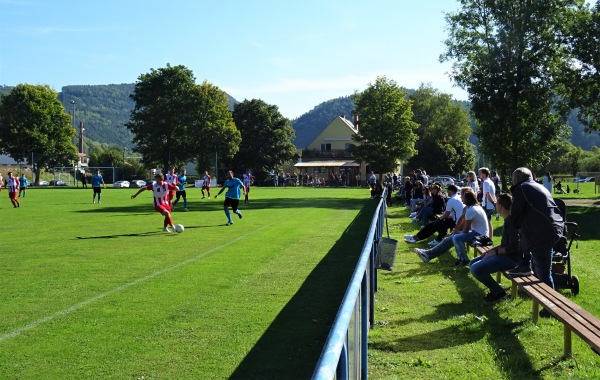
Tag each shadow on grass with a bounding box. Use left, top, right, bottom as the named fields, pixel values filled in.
left=73, top=225, right=219, bottom=240
left=73, top=197, right=367, bottom=215
left=374, top=241, right=543, bottom=378
left=229, top=200, right=377, bottom=379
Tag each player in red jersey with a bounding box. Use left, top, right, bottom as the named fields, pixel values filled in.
left=131, top=173, right=179, bottom=232
left=4, top=171, right=20, bottom=208
left=242, top=170, right=254, bottom=203
left=165, top=166, right=178, bottom=202
left=201, top=171, right=211, bottom=199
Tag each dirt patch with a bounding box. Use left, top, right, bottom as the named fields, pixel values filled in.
left=562, top=199, right=600, bottom=207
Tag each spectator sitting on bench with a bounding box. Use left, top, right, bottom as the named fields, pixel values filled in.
left=370, top=180, right=383, bottom=199
left=410, top=183, right=445, bottom=227
left=405, top=184, right=464, bottom=245
left=414, top=187, right=481, bottom=265
left=451, top=186, right=490, bottom=267
left=470, top=193, right=520, bottom=303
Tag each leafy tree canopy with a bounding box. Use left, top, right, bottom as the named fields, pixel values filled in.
left=230, top=99, right=297, bottom=177
left=351, top=76, right=418, bottom=173
left=565, top=1, right=600, bottom=132
left=0, top=84, right=77, bottom=183
left=407, top=84, right=475, bottom=175
left=441, top=0, right=583, bottom=180
left=126, top=64, right=240, bottom=173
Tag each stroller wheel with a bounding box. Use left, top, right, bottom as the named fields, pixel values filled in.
left=571, top=275, right=580, bottom=296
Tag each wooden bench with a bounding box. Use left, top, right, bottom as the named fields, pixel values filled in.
left=474, top=245, right=600, bottom=358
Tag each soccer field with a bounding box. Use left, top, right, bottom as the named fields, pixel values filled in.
left=0, top=186, right=373, bottom=378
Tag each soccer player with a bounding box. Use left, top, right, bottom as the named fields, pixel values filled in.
left=242, top=169, right=254, bottom=203
left=165, top=167, right=177, bottom=202
left=5, top=171, right=20, bottom=208
left=18, top=173, right=27, bottom=197
left=173, top=169, right=188, bottom=211
left=91, top=169, right=106, bottom=204
left=201, top=171, right=211, bottom=199
left=214, top=170, right=246, bottom=226
left=131, top=173, right=179, bottom=232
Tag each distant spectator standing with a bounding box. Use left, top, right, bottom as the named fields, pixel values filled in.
left=273, top=172, right=279, bottom=187
left=416, top=168, right=428, bottom=185
left=479, top=167, right=497, bottom=238
left=543, top=171, right=553, bottom=194
left=18, top=173, right=27, bottom=197
left=510, top=167, right=563, bottom=294
left=466, top=171, right=479, bottom=196
left=368, top=171, right=376, bottom=189
left=491, top=171, right=501, bottom=194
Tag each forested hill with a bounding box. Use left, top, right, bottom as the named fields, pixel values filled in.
left=56, top=84, right=238, bottom=148
left=291, top=96, right=356, bottom=148
left=58, top=84, right=136, bottom=148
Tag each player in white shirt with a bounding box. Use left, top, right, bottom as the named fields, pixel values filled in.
left=201, top=171, right=211, bottom=199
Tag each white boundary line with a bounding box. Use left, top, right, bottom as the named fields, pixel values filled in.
left=0, top=222, right=275, bottom=342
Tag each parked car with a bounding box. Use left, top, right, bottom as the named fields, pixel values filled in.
left=49, top=180, right=67, bottom=186
left=574, top=177, right=594, bottom=183
left=113, top=180, right=130, bottom=188
left=130, top=180, right=146, bottom=188
left=431, top=176, right=455, bottom=186
left=37, top=180, right=50, bottom=186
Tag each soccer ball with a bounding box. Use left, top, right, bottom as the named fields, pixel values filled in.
left=175, top=224, right=185, bottom=233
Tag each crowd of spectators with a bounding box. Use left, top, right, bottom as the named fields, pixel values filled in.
left=399, top=166, right=564, bottom=313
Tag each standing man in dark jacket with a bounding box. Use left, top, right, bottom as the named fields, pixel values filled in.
left=510, top=167, right=563, bottom=289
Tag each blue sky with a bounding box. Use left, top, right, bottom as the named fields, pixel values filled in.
left=0, top=0, right=468, bottom=119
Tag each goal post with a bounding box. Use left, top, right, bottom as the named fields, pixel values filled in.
left=53, top=166, right=116, bottom=186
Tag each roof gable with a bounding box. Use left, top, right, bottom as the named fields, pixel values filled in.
left=306, top=116, right=358, bottom=149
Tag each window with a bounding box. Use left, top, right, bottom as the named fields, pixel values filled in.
left=321, top=143, right=331, bottom=151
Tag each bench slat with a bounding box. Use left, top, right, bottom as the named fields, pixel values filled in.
left=516, top=279, right=600, bottom=353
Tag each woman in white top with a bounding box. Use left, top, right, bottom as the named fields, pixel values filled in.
left=452, top=187, right=489, bottom=266
left=466, top=171, right=479, bottom=195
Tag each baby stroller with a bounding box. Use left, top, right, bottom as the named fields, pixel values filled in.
left=552, top=198, right=580, bottom=295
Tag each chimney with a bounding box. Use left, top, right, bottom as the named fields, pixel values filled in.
left=353, top=114, right=359, bottom=131
left=341, top=114, right=346, bottom=120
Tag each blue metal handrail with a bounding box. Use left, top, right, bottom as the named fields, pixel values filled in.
left=312, top=192, right=387, bottom=379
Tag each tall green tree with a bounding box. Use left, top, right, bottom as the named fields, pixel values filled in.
left=0, top=84, right=77, bottom=184
left=440, top=0, right=583, bottom=181
left=189, top=81, right=241, bottom=175
left=565, top=2, right=600, bottom=132
left=407, top=85, right=475, bottom=175
left=127, top=64, right=197, bottom=171
left=350, top=76, right=418, bottom=174
left=230, top=99, right=296, bottom=177
left=127, top=65, right=240, bottom=173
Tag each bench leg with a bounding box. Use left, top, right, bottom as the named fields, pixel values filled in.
left=496, top=272, right=501, bottom=283
left=532, top=301, right=539, bottom=324
left=564, top=325, right=572, bottom=358
left=511, top=281, right=518, bottom=299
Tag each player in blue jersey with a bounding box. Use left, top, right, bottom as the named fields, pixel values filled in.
left=172, top=169, right=188, bottom=211
left=91, top=169, right=106, bottom=204
left=214, top=170, right=246, bottom=226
